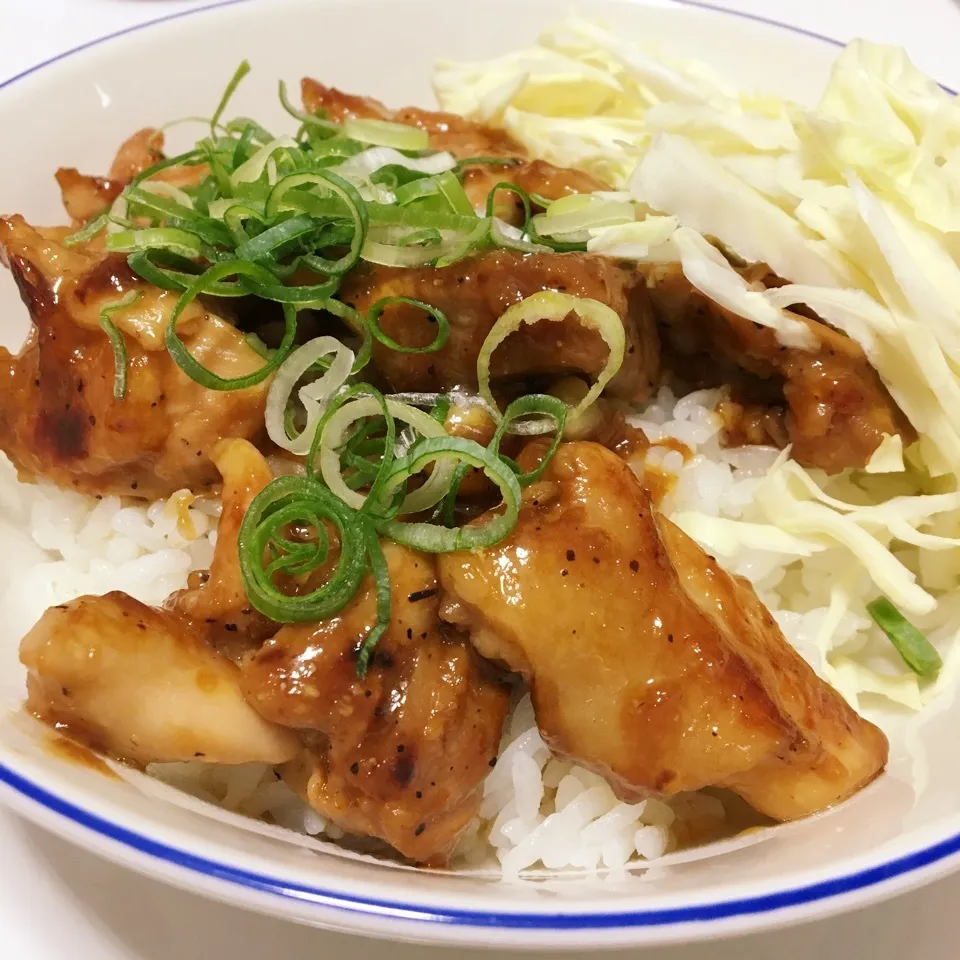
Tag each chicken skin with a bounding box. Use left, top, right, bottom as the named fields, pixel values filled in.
left=641, top=263, right=914, bottom=472
left=242, top=542, right=510, bottom=864
left=20, top=592, right=299, bottom=767
left=438, top=441, right=888, bottom=821
left=339, top=249, right=660, bottom=403
left=0, top=216, right=270, bottom=498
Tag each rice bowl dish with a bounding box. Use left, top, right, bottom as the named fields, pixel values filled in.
left=1, top=3, right=960, bottom=915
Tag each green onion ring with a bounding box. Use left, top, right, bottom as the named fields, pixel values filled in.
left=99, top=291, right=142, bottom=401
left=376, top=436, right=522, bottom=552
left=319, top=298, right=372, bottom=374
left=241, top=275, right=341, bottom=304
left=265, top=170, right=368, bottom=275
left=489, top=394, right=567, bottom=487
left=485, top=181, right=532, bottom=223
left=433, top=218, right=492, bottom=268
left=238, top=474, right=368, bottom=623
left=234, top=213, right=317, bottom=262
left=164, top=260, right=297, bottom=390
left=105, top=227, right=206, bottom=261
left=126, top=250, right=247, bottom=296
left=313, top=392, right=454, bottom=516
left=477, top=291, right=626, bottom=424
left=367, top=297, right=449, bottom=354
left=222, top=203, right=266, bottom=248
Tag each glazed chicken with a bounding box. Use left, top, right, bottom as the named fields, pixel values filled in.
left=242, top=542, right=510, bottom=864
left=302, top=79, right=604, bottom=217
left=340, top=249, right=660, bottom=403
left=57, top=127, right=206, bottom=226
left=56, top=127, right=164, bottom=225
left=438, top=441, right=889, bottom=821
left=642, top=263, right=914, bottom=473
left=19, top=592, right=299, bottom=767
left=171, top=438, right=277, bottom=658
left=0, top=216, right=271, bottom=498
left=6, top=76, right=907, bottom=872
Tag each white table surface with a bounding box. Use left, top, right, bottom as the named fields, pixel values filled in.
left=2, top=0, right=960, bottom=957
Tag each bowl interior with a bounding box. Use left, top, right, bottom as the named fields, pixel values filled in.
left=1, top=0, right=958, bottom=947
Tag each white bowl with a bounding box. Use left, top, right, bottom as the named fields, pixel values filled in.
left=1, top=0, right=959, bottom=950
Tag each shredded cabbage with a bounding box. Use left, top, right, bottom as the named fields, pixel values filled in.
left=434, top=21, right=960, bottom=711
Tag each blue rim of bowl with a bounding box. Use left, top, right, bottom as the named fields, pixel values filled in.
left=1, top=0, right=958, bottom=933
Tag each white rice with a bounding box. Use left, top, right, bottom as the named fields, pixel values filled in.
left=0, top=384, right=886, bottom=875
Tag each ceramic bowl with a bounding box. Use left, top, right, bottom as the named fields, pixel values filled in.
left=1, top=0, right=958, bottom=949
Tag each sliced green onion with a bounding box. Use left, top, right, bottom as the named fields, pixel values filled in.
left=531, top=199, right=634, bottom=238
left=317, top=394, right=452, bottom=514
left=491, top=218, right=551, bottom=255
left=440, top=394, right=566, bottom=523
left=357, top=527, right=392, bottom=678
left=393, top=176, right=444, bottom=206
left=867, top=597, right=942, bottom=678
left=368, top=297, right=449, bottom=354
left=313, top=385, right=399, bottom=510
left=125, top=185, right=197, bottom=220
left=234, top=214, right=316, bottom=262
left=221, top=203, right=266, bottom=247
left=99, top=291, right=141, bottom=401
left=435, top=170, right=477, bottom=218
left=484, top=183, right=551, bottom=253
left=366, top=202, right=478, bottom=233
left=489, top=394, right=567, bottom=486
left=159, top=115, right=222, bottom=136
left=540, top=193, right=593, bottom=216
left=238, top=474, right=368, bottom=623
left=320, top=298, right=372, bottom=373
left=361, top=239, right=442, bottom=268
left=63, top=211, right=110, bottom=248
left=126, top=250, right=246, bottom=296
left=485, top=181, right=531, bottom=223
left=230, top=137, right=298, bottom=188
left=225, top=117, right=277, bottom=148
left=526, top=220, right=588, bottom=252
left=265, top=336, right=355, bottom=455
left=433, top=218, right=493, bottom=268
left=246, top=332, right=274, bottom=360
left=396, top=227, right=443, bottom=247
left=243, top=275, right=341, bottom=304
left=343, top=118, right=430, bottom=151
left=165, top=260, right=296, bottom=390
left=430, top=395, right=451, bottom=424
left=211, top=60, right=251, bottom=134
left=105, top=227, right=205, bottom=261
left=278, top=79, right=338, bottom=133
left=477, top=291, right=625, bottom=424
left=373, top=165, right=434, bottom=195
left=130, top=148, right=206, bottom=191
left=266, top=171, right=368, bottom=275
left=376, top=436, right=522, bottom=552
